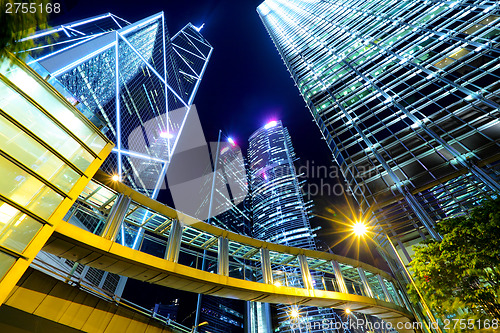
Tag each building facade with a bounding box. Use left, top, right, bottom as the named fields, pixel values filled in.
left=248, top=120, right=340, bottom=333
left=23, top=12, right=212, bottom=199
left=257, top=0, right=500, bottom=263
left=18, top=12, right=212, bottom=299
left=193, top=137, right=251, bottom=333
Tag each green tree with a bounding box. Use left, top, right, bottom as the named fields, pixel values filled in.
left=409, top=198, right=500, bottom=322
left=0, top=0, right=51, bottom=59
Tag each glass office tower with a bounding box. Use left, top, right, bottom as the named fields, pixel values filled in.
left=18, top=12, right=212, bottom=298
left=193, top=138, right=250, bottom=333
left=248, top=120, right=338, bottom=333
left=22, top=12, right=212, bottom=198
left=257, top=0, right=500, bottom=262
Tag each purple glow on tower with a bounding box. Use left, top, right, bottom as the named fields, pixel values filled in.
left=264, top=120, right=278, bottom=129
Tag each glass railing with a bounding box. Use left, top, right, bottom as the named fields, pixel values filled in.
left=64, top=175, right=409, bottom=312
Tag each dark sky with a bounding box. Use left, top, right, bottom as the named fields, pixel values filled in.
left=45, top=0, right=387, bottom=322
left=50, top=0, right=377, bottom=259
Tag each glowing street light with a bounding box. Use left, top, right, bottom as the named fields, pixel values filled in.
left=352, top=222, right=368, bottom=237
left=350, top=219, right=442, bottom=333
left=191, top=321, right=208, bottom=333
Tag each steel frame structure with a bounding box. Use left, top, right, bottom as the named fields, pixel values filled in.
left=22, top=13, right=213, bottom=202
left=257, top=0, right=500, bottom=260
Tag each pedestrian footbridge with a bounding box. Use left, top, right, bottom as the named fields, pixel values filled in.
left=41, top=171, right=416, bottom=330
left=0, top=54, right=416, bottom=332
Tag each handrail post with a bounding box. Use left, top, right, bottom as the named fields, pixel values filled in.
left=331, top=260, right=348, bottom=293
left=101, top=194, right=131, bottom=241
left=298, top=255, right=313, bottom=289
left=390, top=281, right=405, bottom=307
left=165, top=219, right=183, bottom=263
left=217, top=237, right=229, bottom=276
left=260, top=248, right=273, bottom=284
left=357, top=267, right=374, bottom=298
left=377, top=274, right=393, bottom=303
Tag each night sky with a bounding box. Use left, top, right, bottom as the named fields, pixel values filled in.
left=49, top=0, right=383, bottom=260
left=43, top=0, right=389, bottom=323
left=49, top=0, right=383, bottom=288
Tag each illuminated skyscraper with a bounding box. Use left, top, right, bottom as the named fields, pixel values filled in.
left=248, top=120, right=339, bottom=333
left=22, top=12, right=212, bottom=198
left=258, top=0, right=500, bottom=261
left=249, top=120, right=315, bottom=248
left=18, top=12, right=212, bottom=299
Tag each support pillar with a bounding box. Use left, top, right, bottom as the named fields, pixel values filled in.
left=298, top=254, right=313, bottom=289
left=101, top=194, right=131, bottom=242
left=331, top=260, right=348, bottom=293
left=357, top=267, right=374, bottom=298
left=217, top=237, right=229, bottom=276
left=390, top=281, right=405, bottom=307
left=260, top=248, right=273, bottom=284
left=377, top=274, right=392, bottom=303
left=165, top=219, right=182, bottom=263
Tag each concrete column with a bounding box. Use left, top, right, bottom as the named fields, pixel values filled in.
left=298, top=254, right=313, bottom=289
left=101, top=194, right=131, bottom=241
left=165, top=219, right=183, bottom=263
left=260, top=248, right=273, bottom=284
left=331, top=260, right=348, bottom=293
left=357, top=267, right=374, bottom=298
left=217, top=237, right=229, bottom=276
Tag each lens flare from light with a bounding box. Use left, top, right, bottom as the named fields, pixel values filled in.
left=160, top=131, right=174, bottom=139
left=353, top=222, right=368, bottom=237
left=290, top=309, right=299, bottom=318
left=112, top=174, right=120, bottom=181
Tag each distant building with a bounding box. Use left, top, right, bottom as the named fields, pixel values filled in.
left=194, top=138, right=250, bottom=333
left=199, top=296, right=245, bottom=333
left=24, top=12, right=212, bottom=198
left=154, top=300, right=179, bottom=321
left=248, top=120, right=338, bottom=333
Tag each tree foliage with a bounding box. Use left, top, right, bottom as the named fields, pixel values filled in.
left=0, top=0, right=51, bottom=59
left=409, top=198, right=500, bottom=322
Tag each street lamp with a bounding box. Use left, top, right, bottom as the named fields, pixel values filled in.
left=351, top=221, right=442, bottom=333
left=191, top=321, right=208, bottom=333
left=352, top=222, right=368, bottom=237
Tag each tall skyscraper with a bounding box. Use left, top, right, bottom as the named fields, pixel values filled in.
left=248, top=120, right=338, bottom=333
left=257, top=0, right=500, bottom=262
left=193, top=137, right=250, bottom=333
left=22, top=12, right=212, bottom=199
left=18, top=12, right=212, bottom=299
left=249, top=120, right=315, bottom=248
